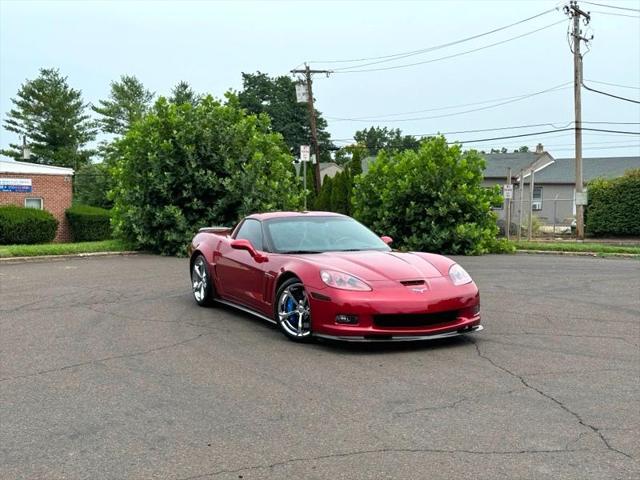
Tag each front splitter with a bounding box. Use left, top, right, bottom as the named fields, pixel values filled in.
left=313, top=325, right=483, bottom=342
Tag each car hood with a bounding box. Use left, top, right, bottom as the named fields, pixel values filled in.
left=293, top=250, right=445, bottom=281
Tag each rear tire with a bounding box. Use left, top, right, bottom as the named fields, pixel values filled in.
left=275, top=278, right=313, bottom=342
left=191, top=254, right=214, bottom=307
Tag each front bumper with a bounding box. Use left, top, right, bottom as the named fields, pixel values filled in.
left=308, top=277, right=481, bottom=340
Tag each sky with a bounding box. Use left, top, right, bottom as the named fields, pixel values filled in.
left=1, top=0, right=639, bottom=159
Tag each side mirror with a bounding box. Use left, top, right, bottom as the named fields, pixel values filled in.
left=381, top=236, right=393, bottom=245
left=230, top=239, right=268, bottom=263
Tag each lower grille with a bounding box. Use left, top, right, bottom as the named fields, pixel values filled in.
left=373, top=310, right=459, bottom=328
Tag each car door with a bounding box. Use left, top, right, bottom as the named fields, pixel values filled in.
left=216, top=219, right=269, bottom=310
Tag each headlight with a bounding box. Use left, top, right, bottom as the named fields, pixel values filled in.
left=320, top=270, right=371, bottom=291
left=449, top=264, right=472, bottom=286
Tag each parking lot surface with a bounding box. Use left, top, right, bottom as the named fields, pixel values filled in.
left=1, top=253, right=638, bottom=479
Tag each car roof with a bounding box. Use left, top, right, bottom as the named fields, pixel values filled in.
left=247, top=211, right=347, bottom=221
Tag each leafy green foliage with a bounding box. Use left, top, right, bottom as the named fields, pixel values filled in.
left=238, top=72, right=333, bottom=160
left=110, top=94, right=303, bottom=256
left=352, top=137, right=509, bottom=255
left=314, top=175, right=333, bottom=211
left=330, top=171, right=351, bottom=215
left=93, top=75, right=154, bottom=135
left=73, top=162, right=113, bottom=208
left=586, top=169, right=640, bottom=236
left=0, top=205, right=58, bottom=244
left=353, top=127, right=420, bottom=157
left=66, top=204, right=112, bottom=242
left=169, top=81, right=200, bottom=106
left=1, top=68, right=96, bottom=168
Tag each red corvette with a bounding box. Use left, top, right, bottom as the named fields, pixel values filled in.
left=188, top=212, right=482, bottom=342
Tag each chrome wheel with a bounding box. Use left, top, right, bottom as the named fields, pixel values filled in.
left=277, top=281, right=312, bottom=339
left=191, top=256, right=209, bottom=304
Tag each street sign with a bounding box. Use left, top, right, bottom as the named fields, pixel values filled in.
left=295, top=82, right=308, bottom=103
left=503, top=184, right=513, bottom=199
left=300, top=145, right=310, bottom=162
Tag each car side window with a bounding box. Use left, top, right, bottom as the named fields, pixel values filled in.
left=235, top=219, right=264, bottom=251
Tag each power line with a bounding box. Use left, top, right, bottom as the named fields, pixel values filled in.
left=590, top=9, right=640, bottom=18
left=310, top=8, right=557, bottom=67
left=582, top=81, right=640, bottom=103
left=328, top=83, right=572, bottom=122
left=451, top=127, right=639, bottom=144
left=327, top=83, right=572, bottom=121
left=585, top=79, right=640, bottom=90
left=581, top=1, right=640, bottom=12
left=332, top=20, right=567, bottom=73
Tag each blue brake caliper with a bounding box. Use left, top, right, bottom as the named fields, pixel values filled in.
left=286, top=297, right=296, bottom=316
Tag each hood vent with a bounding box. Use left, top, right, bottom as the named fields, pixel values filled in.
left=400, top=280, right=425, bottom=286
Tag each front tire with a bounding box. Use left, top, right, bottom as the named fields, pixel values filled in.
left=275, top=278, right=313, bottom=342
left=191, top=254, right=214, bottom=307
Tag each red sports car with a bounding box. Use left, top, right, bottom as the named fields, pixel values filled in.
left=188, top=212, right=482, bottom=342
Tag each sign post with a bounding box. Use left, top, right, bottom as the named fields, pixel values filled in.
left=300, top=145, right=310, bottom=210
left=503, top=182, right=513, bottom=240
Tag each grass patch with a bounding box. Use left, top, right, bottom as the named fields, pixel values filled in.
left=514, top=241, right=640, bottom=255
left=0, top=239, right=132, bottom=258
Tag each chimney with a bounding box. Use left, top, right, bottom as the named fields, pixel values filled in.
left=535, top=143, right=544, bottom=154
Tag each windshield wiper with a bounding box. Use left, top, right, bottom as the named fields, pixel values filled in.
left=280, top=250, right=322, bottom=254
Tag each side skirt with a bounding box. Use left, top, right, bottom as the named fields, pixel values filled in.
left=214, top=298, right=277, bottom=325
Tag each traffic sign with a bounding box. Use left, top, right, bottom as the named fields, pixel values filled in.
left=503, top=184, right=514, bottom=199
left=300, top=145, right=310, bottom=162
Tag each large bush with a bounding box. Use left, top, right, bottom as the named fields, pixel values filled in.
left=0, top=205, right=58, bottom=244
left=586, top=169, right=640, bottom=236
left=352, top=136, right=509, bottom=255
left=110, top=94, right=303, bottom=255
left=66, top=204, right=112, bottom=241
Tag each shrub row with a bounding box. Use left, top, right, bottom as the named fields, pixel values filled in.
left=586, top=169, right=640, bottom=236
left=66, top=204, right=112, bottom=242
left=0, top=205, right=58, bottom=244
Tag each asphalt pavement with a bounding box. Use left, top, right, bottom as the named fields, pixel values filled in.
left=1, top=253, right=638, bottom=479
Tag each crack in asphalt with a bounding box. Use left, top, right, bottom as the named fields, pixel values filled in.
left=393, top=389, right=518, bottom=417
left=0, top=333, right=211, bottom=383
left=174, top=446, right=595, bottom=479
left=467, top=338, right=634, bottom=460
left=486, top=331, right=639, bottom=348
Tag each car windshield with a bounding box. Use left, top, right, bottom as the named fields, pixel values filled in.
left=264, top=216, right=390, bottom=253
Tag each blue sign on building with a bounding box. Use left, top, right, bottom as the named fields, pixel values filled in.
left=0, top=178, right=32, bottom=193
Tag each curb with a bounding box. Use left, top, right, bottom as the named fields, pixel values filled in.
left=0, top=251, right=142, bottom=264
left=515, top=249, right=640, bottom=258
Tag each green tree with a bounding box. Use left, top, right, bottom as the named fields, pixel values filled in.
left=352, top=136, right=509, bottom=255
left=314, top=175, right=333, bottom=210
left=93, top=75, right=154, bottom=135
left=330, top=171, right=351, bottom=215
left=169, top=81, right=200, bottom=106
left=353, top=126, right=420, bottom=156
left=110, top=94, right=303, bottom=256
left=238, top=72, right=333, bottom=160
left=73, top=162, right=113, bottom=209
left=2, top=68, right=96, bottom=168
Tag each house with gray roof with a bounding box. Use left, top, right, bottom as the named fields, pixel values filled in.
left=482, top=152, right=640, bottom=226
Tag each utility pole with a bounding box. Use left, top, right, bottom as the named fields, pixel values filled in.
left=517, top=170, right=524, bottom=241
left=565, top=1, right=591, bottom=239
left=506, top=167, right=512, bottom=241
left=528, top=169, right=535, bottom=241
left=291, top=64, right=332, bottom=193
